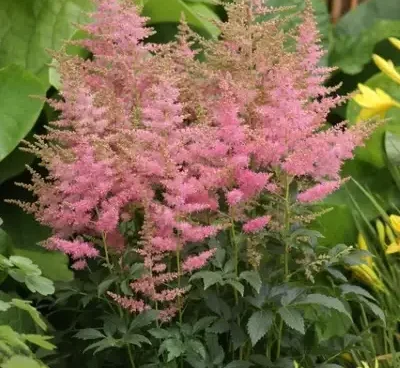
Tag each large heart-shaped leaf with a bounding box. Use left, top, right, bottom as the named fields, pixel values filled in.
left=143, top=0, right=220, bottom=38
left=0, top=65, right=47, bottom=162
left=0, top=0, right=93, bottom=84
left=330, top=0, right=400, bottom=74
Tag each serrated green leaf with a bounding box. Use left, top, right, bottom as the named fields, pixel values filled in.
left=97, top=277, right=117, bottom=297
left=340, top=284, right=376, bottom=301
left=239, top=271, right=262, bottom=294
left=193, top=316, right=218, bottom=333
left=148, top=328, right=171, bottom=339
left=278, top=307, right=305, bottom=334
left=359, top=296, right=386, bottom=325
left=0, top=292, right=35, bottom=334
left=84, top=337, right=117, bottom=354
left=326, top=267, right=347, bottom=282
left=207, top=319, right=230, bottom=334
left=295, top=294, right=352, bottom=320
left=124, top=333, right=151, bottom=347
left=225, top=280, right=244, bottom=297
left=247, top=310, right=274, bottom=346
left=74, top=328, right=105, bottom=340
left=159, top=338, right=185, bottom=362
left=25, top=275, right=55, bottom=296
left=11, top=299, right=46, bottom=331
left=129, top=310, right=158, bottom=330
left=190, top=271, right=223, bottom=290
left=187, top=339, right=206, bottom=359
left=22, top=334, right=56, bottom=350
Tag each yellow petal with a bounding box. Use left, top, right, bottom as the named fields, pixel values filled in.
left=357, top=233, right=368, bottom=250
left=389, top=214, right=400, bottom=233
left=353, top=83, right=399, bottom=121
left=385, top=241, right=400, bottom=254
left=389, top=37, right=400, bottom=51
left=373, top=54, right=400, bottom=84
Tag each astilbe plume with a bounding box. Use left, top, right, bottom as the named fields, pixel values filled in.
left=16, top=0, right=372, bottom=318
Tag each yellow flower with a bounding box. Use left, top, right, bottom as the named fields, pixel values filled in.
left=373, top=54, right=400, bottom=85
left=389, top=37, right=400, bottom=51
left=357, top=233, right=373, bottom=267
left=352, top=264, right=385, bottom=292
left=385, top=240, right=400, bottom=255
left=353, top=83, right=400, bottom=121
left=341, top=352, right=353, bottom=363
left=389, top=214, right=400, bottom=233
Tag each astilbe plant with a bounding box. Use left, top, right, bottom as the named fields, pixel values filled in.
left=10, top=0, right=379, bottom=366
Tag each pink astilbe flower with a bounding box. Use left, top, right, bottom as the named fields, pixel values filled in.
left=243, top=216, right=271, bottom=233
left=107, top=292, right=149, bottom=313
left=182, top=249, right=216, bottom=272
left=297, top=180, right=342, bottom=203
left=17, top=0, right=374, bottom=317
left=45, top=237, right=99, bottom=260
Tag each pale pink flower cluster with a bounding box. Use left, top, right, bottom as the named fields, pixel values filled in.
left=243, top=216, right=271, bottom=234
left=21, top=0, right=372, bottom=317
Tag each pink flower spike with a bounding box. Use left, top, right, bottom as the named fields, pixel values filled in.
left=182, top=249, right=216, bottom=272
left=227, top=189, right=244, bottom=206
left=297, top=180, right=341, bottom=203
left=243, top=216, right=271, bottom=233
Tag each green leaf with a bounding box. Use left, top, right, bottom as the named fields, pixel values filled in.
left=124, top=333, right=151, bottom=347
left=247, top=310, right=274, bottom=346
left=0, top=65, right=46, bottom=162
left=148, top=328, right=171, bottom=339
left=0, top=204, right=73, bottom=282
left=190, top=271, right=223, bottom=290
left=159, top=338, right=185, bottom=362
left=187, top=339, right=206, bottom=360
left=0, top=0, right=93, bottom=84
left=239, top=271, right=262, bottom=294
left=339, top=284, right=376, bottom=301
left=359, top=296, right=386, bottom=325
left=193, top=316, right=218, bottom=333
left=330, top=0, right=400, bottom=74
left=278, top=307, right=305, bottom=334
left=225, top=280, right=244, bottom=297
left=143, top=0, right=220, bottom=38
left=11, top=298, right=46, bottom=331
left=207, top=319, right=230, bottom=334
left=22, top=334, right=56, bottom=350
left=9, top=256, right=41, bottom=276
left=25, top=275, right=55, bottom=296
left=97, top=277, right=117, bottom=297
left=295, top=294, right=352, bottom=321
left=1, top=355, right=42, bottom=368
left=0, top=292, right=35, bottom=334
left=74, top=328, right=105, bottom=340
left=330, top=20, right=400, bottom=74
left=0, top=301, right=10, bottom=312
left=129, top=310, right=158, bottom=330
left=0, top=229, right=13, bottom=258
left=224, top=361, right=254, bottom=368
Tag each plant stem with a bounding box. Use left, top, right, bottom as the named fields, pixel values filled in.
left=127, top=344, right=136, bottom=368
left=276, top=175, right=291, bottom=360
left=176, top=247, right=183, bottom=325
